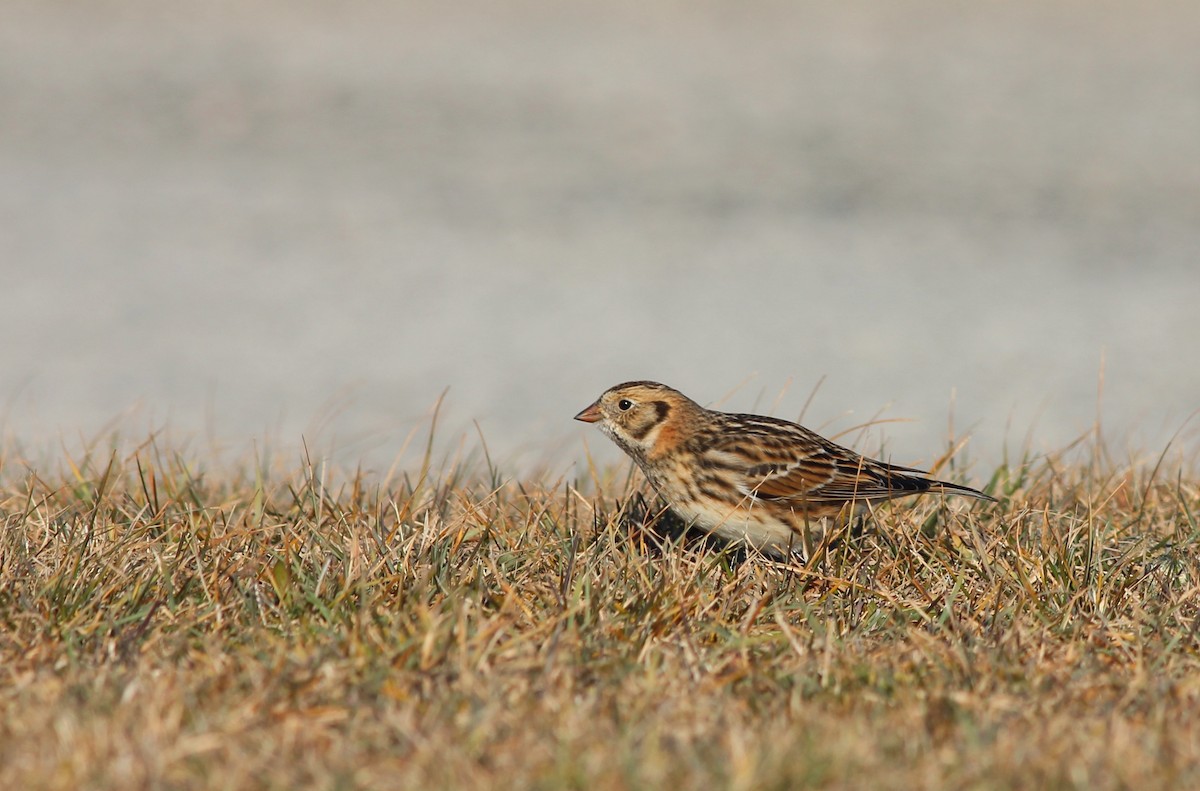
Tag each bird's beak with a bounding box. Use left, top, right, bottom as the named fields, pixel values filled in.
left=574, top=401, right=603, bottom=423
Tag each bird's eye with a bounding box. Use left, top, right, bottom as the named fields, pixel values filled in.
left=618, top=399, right=633, bottom=411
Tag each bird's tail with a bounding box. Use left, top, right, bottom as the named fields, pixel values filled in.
left=927, top=478, right=997, bottom=503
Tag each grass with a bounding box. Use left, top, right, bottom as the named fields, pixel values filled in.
left=1, top=429, right=1198, bottom=790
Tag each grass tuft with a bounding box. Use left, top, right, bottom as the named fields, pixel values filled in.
left=1, top=436, right=1198, bottom=789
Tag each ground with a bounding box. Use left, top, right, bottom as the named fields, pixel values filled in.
left=1, top=436, right=1197, bottom=789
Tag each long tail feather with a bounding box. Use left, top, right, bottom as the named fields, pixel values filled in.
left=927, top=479, right=996, bottom=503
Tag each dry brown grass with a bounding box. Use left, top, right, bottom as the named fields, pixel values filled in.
left=1, top=433, right=1198, bottom=790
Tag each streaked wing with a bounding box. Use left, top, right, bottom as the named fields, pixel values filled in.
left=746, top=450, right=838, bottom=499
left=709, top=413, right=929, bottom=505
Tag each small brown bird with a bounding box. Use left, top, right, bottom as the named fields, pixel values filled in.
left=575, top=381, right=994, bottom=557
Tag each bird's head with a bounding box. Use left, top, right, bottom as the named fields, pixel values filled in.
left=574, top=381, right=697, bottom=459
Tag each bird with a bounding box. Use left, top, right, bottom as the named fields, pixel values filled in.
left=574, top=381, right=995, bottom=557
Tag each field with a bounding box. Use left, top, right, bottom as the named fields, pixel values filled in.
left=1, top=427, right=1198, bottom=790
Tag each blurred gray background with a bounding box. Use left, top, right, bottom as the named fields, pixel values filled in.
left=3, top=1, right=1198, bottom=475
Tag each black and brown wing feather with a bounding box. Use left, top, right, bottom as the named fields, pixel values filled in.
left=699, top=412, right=993, bottom=508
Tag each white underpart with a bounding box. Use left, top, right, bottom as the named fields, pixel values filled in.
left=670, top=490, right=826, bottom=556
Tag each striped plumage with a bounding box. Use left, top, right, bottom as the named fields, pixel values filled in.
left=575, top=381, right=994, bottom=557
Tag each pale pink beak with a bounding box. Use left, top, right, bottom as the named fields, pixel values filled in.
left=574, top=401, right=603, bottom=423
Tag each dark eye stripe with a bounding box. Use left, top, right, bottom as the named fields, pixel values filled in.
left=654, top=401, right=670, bottom=421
